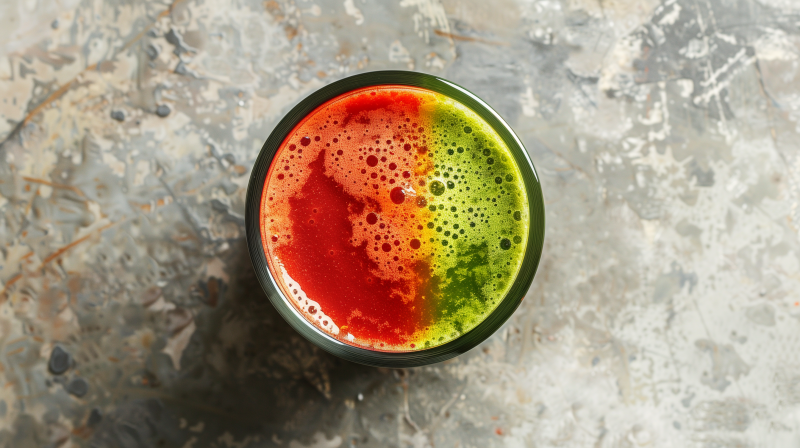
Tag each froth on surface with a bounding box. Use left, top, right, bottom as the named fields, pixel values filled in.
left=261, top=85, right=529, bottom=352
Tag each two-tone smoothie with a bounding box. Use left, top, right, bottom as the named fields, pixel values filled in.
left=260, top=85, right=529, bottom=352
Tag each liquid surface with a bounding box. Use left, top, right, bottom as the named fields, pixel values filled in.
left=261, top=85, right=529, bottom=351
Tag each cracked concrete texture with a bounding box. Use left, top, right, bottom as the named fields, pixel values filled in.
left=0, top=0, right=799, bottom=446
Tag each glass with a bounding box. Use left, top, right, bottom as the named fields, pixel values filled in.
left=246, top=71, right=544, bottom=367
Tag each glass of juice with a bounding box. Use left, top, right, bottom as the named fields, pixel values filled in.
left=246, top=71, right=544, bottom=367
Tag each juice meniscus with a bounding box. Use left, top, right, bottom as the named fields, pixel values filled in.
left=260, top=85, right=529, bottom=352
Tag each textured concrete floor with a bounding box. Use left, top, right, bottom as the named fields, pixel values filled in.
left=1, top=0, right=800, bottom=446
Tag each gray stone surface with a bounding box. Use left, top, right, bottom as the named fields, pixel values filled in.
left=1, top=0, right=800, bottom=446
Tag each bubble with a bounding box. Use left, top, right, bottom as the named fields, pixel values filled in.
left=487, top=158, right=494, bottom=165
left=513, top=235, right=522, bottom=244
left=447, top=149, right=454, bottom=155
left=457, top=147, right=464, bottom=153
left=394, top=240, right=400, bottom=246
left=427, top=222, right=434, bottom=229
left=271, top=236, right=278, bottom=242
left=314, top=136, right=321, bottom=141
left=402, top=171, right=411, bottom=178
left=366, top=213, right=378, bottom=225
left=483, top=148, right=491, bottom=156
left=289, top=144, right=296, bottom=151
left=430, top=181, right=446, bottom=196
left=389, top=162, right=397, bottom=170
left=410, top=239, right=421, bottom=249
left=390, top=187, right=406, bottom=204
left=301, top=136, right=311, bottom=146
left=495, top=176, right=503, bottom=184
left=367, top=155, right=379, bottom=167
left=505, top=174, right=513, bottom=182
left=446, top=181, right=455, bottom=189
left=416, top=196, right=427, bottom=208
left=382, top=243, right=392, bottom=252
left=428, top=205, right=437, bottom=212
left=464, top=126, right=472, bottom=134
left=500, top=238, right=511, bottom=250
left=277, top=174, right=284, bottom=180
left=404, top=143, right=411, bottom=151
left=337, top=150, right=344, bottom=155
left=513, top=211, right=522, bottom=221
left=442, top=240, right=449, bottom=246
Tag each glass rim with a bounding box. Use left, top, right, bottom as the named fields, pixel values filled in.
left=245, top=70, right=545, bottom=367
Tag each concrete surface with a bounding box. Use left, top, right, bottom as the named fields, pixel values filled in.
left=1, top=0, right=800, bottom=446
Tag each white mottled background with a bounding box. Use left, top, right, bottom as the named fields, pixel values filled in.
left=1, top=0, right=799, bottom=447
